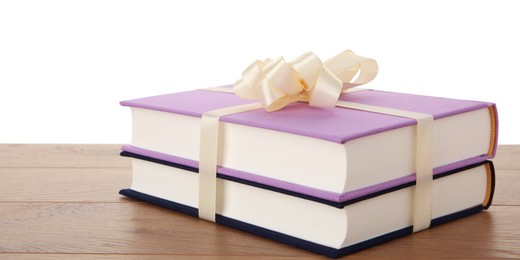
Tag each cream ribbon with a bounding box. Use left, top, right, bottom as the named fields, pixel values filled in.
left=198, top=102, right=262, bottom=222
left=234, top=50, right=378, bottom=111
left=198, top=51, right=433, bottom=232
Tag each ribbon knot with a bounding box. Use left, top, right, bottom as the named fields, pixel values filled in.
left=234, top=50, right=379, bottom=112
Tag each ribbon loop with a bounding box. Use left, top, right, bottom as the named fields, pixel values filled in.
left=289, top=52, right=322, bottom=91
left=234, top=50, right=378, bottom=111
left=325, top=50, right=379, bottom=90
left=309, top=66, right=343, bottom=108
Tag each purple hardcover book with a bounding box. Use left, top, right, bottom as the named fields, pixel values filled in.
left=120, top=87, right=497, bottom=202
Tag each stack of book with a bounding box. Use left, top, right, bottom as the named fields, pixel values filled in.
left=119, top=87, right=497, bottom=257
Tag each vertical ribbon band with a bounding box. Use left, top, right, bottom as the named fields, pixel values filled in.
left=198, top=103, right=263, bottom=221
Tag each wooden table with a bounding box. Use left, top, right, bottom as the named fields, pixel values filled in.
left=1, top=144, right=519, bottom=259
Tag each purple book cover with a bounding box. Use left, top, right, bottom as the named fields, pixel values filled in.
left=120, top=87, right=498, bottom=203
left=120, top=87, right=497, bottom=146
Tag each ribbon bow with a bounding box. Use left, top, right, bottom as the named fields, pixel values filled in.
left=234, top=50, right=379, bottom=112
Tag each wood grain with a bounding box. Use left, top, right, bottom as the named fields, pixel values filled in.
left=494, top=169, right=520, bottom=206
left=0, top=168, right=131, bottom=202
left=0, top=144, right=518, bottom=259
left=0, top=255, right=319, bottom=260
left=0, top=202, right=519, bottom=258
left=0, top=144, right=130, bottom=168
left=494, top=144, right=520, bottom=170
left=0, top=202, right=307, bottom=256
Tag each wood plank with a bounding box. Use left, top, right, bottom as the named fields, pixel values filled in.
left=0, top=144, right=130, bottom=168
left=0, top=202, right=308, bottom=256
left=0, top=168, right=131, bottom=202
left=1, top=202, right=519, bottom=258
left=494, top=144, right=520, bottom=170
left=0, top=144, right=516, bottom=169
left=494, top=169, right=520, bottom=206
left=0, top=255, right=318, bottom=260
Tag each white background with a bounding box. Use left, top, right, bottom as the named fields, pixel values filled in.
left=1, top=0, right=518, bottom=144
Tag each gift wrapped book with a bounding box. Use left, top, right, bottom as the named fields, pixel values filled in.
left=119, top=51, right=497, bottom=258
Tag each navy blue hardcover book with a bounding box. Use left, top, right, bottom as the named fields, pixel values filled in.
left=120, top=151, right=494, bottom=258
